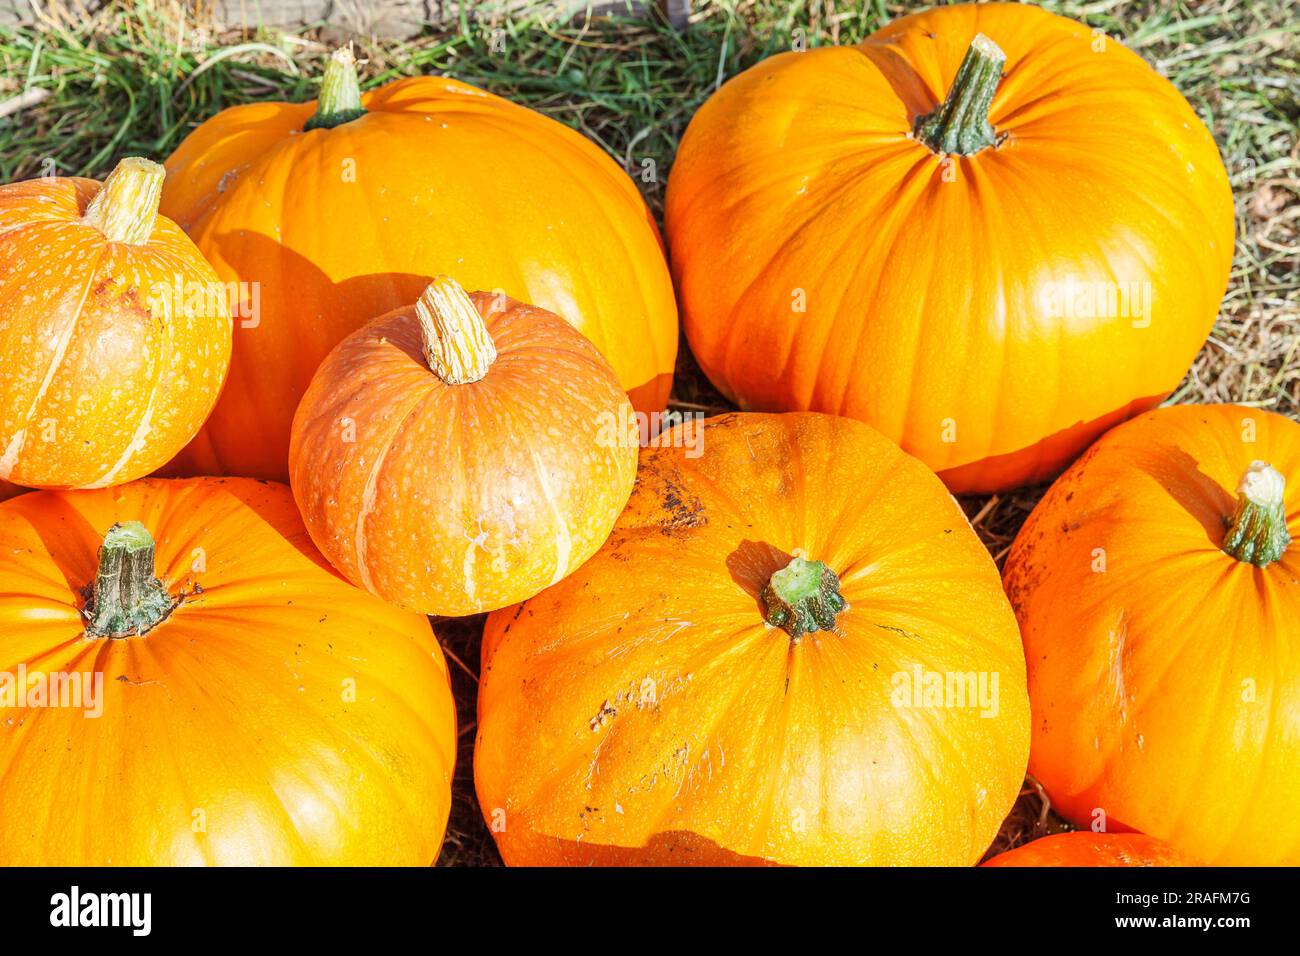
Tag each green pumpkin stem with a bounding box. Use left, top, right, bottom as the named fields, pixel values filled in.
left=761, top=556, right=847, bottom=640
left=85, top=522, right=174, bottom=638
left=1223, top=461, right=1291, bottom=568
left=304, top=47, right=367, bottom=131
left=913, top=33, right=1006, bottom=156
left=81, top=157, right=165, bottom=245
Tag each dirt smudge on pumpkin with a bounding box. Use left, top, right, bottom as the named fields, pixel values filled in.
left=659, top=481, right=707, bottom=536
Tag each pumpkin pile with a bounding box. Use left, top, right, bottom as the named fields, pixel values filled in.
left=0, top=2, right=1288, bottom=868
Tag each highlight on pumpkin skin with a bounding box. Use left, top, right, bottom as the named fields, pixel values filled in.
left=415, top=276, right=499, bottom=384
left=912, top=32, right=1007, bottom=156
left=81, top=156, right=165, bottom=245
left=1223, top=461, right=1291, bottom=567
left=304, top=46, right=367, bottom=131
left=84, top=521, right=175, bottom=638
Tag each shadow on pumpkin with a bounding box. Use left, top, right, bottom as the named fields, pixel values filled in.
left=1123, top=443, right=1236, bottom=549
left=159, top=231, right=431, bottom=479
left=20, top=492, right=102, bottom=601
left=507, top=828, right=777, bottom=867
left=725, top=539, right=794, bottom=621
left=938, top=393, right=1167, bottom=494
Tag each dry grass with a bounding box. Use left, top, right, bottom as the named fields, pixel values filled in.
left=2, top=0, right=1295, bottom=866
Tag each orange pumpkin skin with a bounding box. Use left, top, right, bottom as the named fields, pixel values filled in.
left=0, top=161, right=231, bottom=489
left=0, top=478, right=456, bottom=865
left=476, top=412, right=1030, bottom=866
left=1004, top=404, right=1300, bottom=866
left=289, top=280, right=638, bottom=616
left=664, top=3, right=1233, bottom=494
left=160, top=70, right=677, bottom=481
left=983, top=832, right=1201, bottom=867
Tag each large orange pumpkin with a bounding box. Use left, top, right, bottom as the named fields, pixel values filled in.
left=290, top=276, right=638, bottom=616
left=1004, top=404, right=1300, bottom=865
left=983, top=832, right=1201, bottom=867
left=160, top=48, right=677, bottom=481
left=0, top=158, right=231, bottom=489
left=0, top=477, right=456, bottom=865
left=476, top=412, right=1029, bottom=866
left=664, top=3, right=1233, bottom=493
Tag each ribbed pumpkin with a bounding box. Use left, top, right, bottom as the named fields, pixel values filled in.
left=983, top=832, right=1201, bottom=867
left=290, top=276, right=638, bottom=616
left=476, top=412, right=1029, bottom=866
left=0, top=477, right=456, bottom=865
left=160, top=49, right=677, bottom=481
left=664, top=3, right=1233, bottom=493
left=0, top=158, right=231, bottom=489
left=1004, top=404, right=1300, bottom=866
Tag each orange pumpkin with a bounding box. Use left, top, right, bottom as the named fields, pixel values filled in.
left=983, top=832, right=1201, bottom=867
left=160, top=48, right=677, bottom=481
left=290, top=276, right=638, bottom=616
left=476, top=412, right=1029, bottom=866
left=664, top=3, right=1233, bottom=493
left=0, top=477, right=456, bottom=865
left=1004, top=404, right=1300, bottom=865
left=0, top=158, right=231, bottom=489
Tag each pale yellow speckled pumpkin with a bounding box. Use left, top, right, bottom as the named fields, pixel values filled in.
left=0, top=158, right=231, bottom=489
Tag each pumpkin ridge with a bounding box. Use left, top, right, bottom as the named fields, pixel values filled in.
left=345, top=351, right=443, bottom=596
left=451, top=114, right=671, bottom=380
left=6, top=237, right=109, bottom=480
left=816, top=152, right=941, bottom=418
left=86, top=303, right=169, bottom=489
left=834, top=153, right=942, bottom=429
left=710, top=149, right=930, bottom=411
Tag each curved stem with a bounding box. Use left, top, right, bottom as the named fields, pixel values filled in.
left=304, top=47, right=367, bottom=131
left=1223, top=461, right=1291, bottom=567
left=85, top=521, right=174, bottom=638
left=913, top=33, right=1006, bottom=156
left=415, top=276, right=498, bottom=385
left=81, top=157, right=165, bottom=245
left=760, top=556, right=847, bottom=641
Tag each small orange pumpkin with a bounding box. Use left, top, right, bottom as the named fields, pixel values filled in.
left=161, top=49, right=677, bottom=481
left=983, top=832, right=1201, bottom=867
left=665, top=3, right=1233, bottom=493
left=476, top=412, right=1029, bottom=866
left=0, top=477, right=456, bottom=865
left=0, top=158, right=231, bottom=489
left=290, top=276, right=638, bottom=616
left=1004, top=404, right=1300, bottom=865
